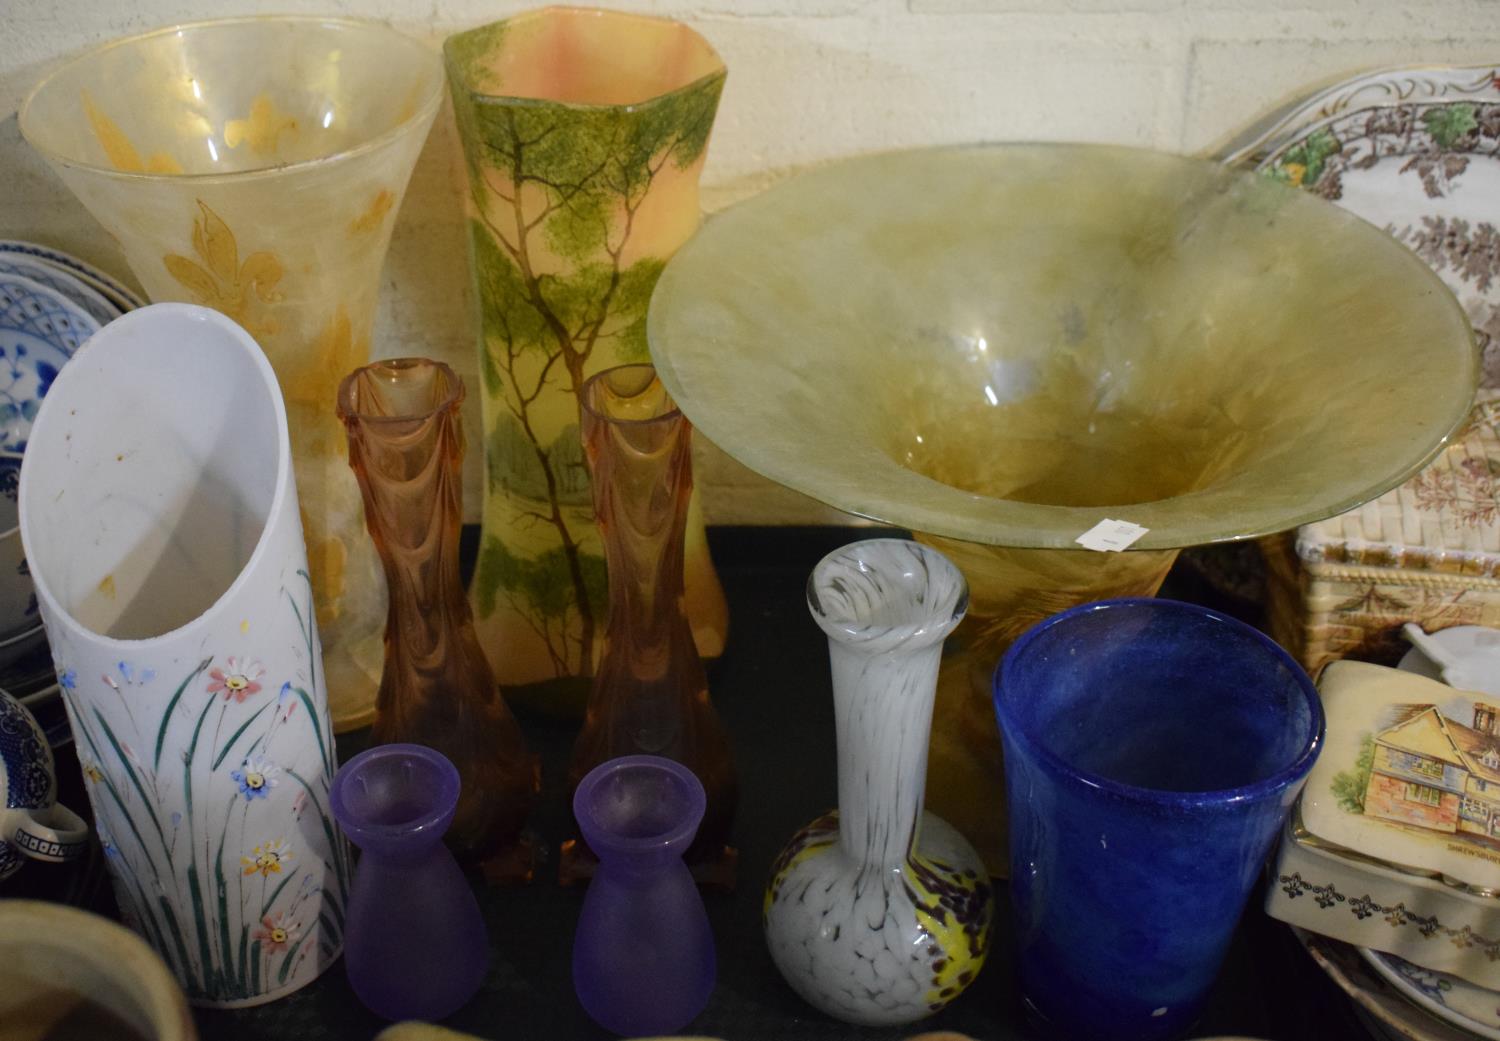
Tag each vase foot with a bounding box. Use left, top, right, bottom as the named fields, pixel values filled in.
left=477, top=830, right=542, bottom=886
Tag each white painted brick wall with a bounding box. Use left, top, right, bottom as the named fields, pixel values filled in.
left=4, top=0, right=1498, bottom=525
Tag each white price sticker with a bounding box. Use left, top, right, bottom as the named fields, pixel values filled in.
left=1075, top=519, right=1149, bottom=552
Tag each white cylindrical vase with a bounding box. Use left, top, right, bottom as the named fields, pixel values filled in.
left=19, top=303, right=350, bottom=1007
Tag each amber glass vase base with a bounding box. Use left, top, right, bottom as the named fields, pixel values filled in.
left=558, top=838, right=738, bottom=892
left=499, top=666, right=729, bottom=722
left=476, top=830, right=544, bottom=887
left=501, top=675, right=594, bottom=721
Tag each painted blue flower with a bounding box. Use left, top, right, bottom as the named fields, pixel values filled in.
left=58, top=668, right=76, bottom=691
left=114, top=661, right=156, bottom=685
left=231, top=754, right=281, bottom=802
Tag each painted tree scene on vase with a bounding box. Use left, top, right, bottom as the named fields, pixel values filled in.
left=445, top=8, right=730, bottom=715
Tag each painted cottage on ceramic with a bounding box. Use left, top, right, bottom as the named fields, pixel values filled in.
left=1266, top=662, right=1500, bottom=992
left=1365, top=702, right=1500, bottom=840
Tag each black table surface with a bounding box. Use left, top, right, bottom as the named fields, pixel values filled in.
left=14, top=527, right=1374, bottom=1041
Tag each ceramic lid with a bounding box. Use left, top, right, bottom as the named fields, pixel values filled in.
left=1302, top=660, right=1500, bottom=891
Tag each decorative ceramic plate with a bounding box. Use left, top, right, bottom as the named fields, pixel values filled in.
left=1363, top=948, right=1500, bottom=1041
left=0, top=256, right=118, bottom=327
left=1222, top=64, right=1500, bottom=169
left=0, top=274, right=98, bottom=452
left=1243, top=65, right=1500, bottom=387
left=1296, top=928, right=1480, bottom=1041
left=0, top=240, right=143, bottom=312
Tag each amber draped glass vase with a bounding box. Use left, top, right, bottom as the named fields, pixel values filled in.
left=338, top=359, right=536, bottom=880
left=563, top=365, right=736, bottom=887
left=444, top=7, right=730, bottom=720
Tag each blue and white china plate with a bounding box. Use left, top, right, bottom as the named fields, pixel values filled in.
left=0, top=274, right=98, bottom=452
left=1362, top=948, right=1500, bottom=1041
left=0, top=240, right=143, bottom=312
left=0, top=256, right=118, bottom=326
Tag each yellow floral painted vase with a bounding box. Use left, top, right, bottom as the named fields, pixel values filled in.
left=764, top=540, right=993, bottom=1026
left=19, top=17, right=445, bottom=731
left=444, top=8, right=729, bottom=716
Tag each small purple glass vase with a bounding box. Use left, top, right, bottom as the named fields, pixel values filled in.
left=331, top=743, right=489, bottom=1021
left=572, top=755, right=716, bottom=1035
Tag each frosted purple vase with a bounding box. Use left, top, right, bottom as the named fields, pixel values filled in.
left=331, top=744, right=489, bottom=1020
left=572, top=755, right=716, bottom=1035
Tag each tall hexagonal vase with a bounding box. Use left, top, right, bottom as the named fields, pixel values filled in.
left=18, top=16, right=445, bottom=732
left=445, top=7, right=730, bottom=716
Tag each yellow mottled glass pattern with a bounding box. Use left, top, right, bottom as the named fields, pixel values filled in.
left=20, top=16, right=445, bottom=731
left=649, top=144, right=1480, bottom=872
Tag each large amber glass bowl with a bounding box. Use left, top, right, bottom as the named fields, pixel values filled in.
left=648, top=144, right=1478, bottom=874
left=19, top=17, right=444, bottom=731
left=649, top=144, right=1476, bottom=550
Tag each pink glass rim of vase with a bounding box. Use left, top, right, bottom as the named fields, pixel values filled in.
left=580, top=363, right=682, bottom=425
left=443, top=6, right=725, bottom=107
left=573, top=755, right=707, bottom=855
left=18, top=304, right=291, bottom=646
left=337, top=358, right=465, bottom=425
left=18, top=15, right=445, bottom=182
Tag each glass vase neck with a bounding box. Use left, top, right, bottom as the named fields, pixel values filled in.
left=338, top=357, right=470, bottom=713
left=808, top=539, right=968, bottom=870
left=582, top=364, right=697, bottom=699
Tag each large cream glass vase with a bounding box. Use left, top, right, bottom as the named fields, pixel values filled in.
left=19, top=16, right=444, bottom=731
left=445, top=8, right=730, bottom=716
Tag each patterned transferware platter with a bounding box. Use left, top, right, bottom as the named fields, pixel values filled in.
left=0, top=255, right=119, bottom=327
left=1362, top=947, right=1500, bottom=1041
left=0, top=273, right=98, bottom=453
left=1252, top=65, right=1500, bottom=387
left=0, top=240, right=143, bottom=313
left=1222, top=64, right=1500, bottom=169
left=1227, top=63, right=1500, bottom=675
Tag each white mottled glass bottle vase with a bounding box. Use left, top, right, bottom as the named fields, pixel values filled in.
left=763, top=538, right=994, bottom=1026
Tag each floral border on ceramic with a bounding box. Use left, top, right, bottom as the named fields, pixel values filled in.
left=1278, top=871, right=1500, bottom=959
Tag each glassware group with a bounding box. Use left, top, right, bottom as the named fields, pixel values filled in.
left=13, top=4, right=1483, bottom=1038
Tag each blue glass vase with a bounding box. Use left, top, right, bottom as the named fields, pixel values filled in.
left=994, top=597, right=1323, bottom=1041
